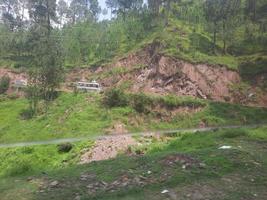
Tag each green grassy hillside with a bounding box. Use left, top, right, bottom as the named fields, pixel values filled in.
left=1, top=92, right=267, bottom=143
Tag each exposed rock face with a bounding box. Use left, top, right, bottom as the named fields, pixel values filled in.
left=96, top=47, right=241, bottom=102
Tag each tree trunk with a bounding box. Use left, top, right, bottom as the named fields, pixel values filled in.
left=253, top=0, right=256, bottom=21
left=213, top=21, right=217, bottom=54
left=46, top=0, right=51, bottom=36
left=223, top=20, right=226, bottom=54
left=164, top=0, right=171, bottom=27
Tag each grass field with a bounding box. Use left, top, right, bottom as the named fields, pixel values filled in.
left=1, top=92, right=267, bottom=143
left=0, top=126, right=266, bottom=200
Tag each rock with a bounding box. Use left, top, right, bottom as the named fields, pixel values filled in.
left=139, top=175, right=147, bottom=181
left=50, top=181, right=59, bottom=187
left=219, top=145, right=232, bottom=149
left=168, top=191, right=178, bottom=200
left=100, top=181, right=108, bottom=187
left=74, top=195, right=81, bottom=200
left=161, top=189, right=169, bottom=194
left=199, top=163, right=206, bottom=168
left=27, top=177, right=33, bottom=182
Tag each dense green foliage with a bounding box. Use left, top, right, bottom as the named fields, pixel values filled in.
left=0, top=0, right=266, bottom=70
left=0, top=141, right=93, bottom=177
left=0, top=75, right=10, bottom=94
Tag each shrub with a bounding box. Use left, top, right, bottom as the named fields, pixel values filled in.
left=239, top=56, right=267, bottom=84
left=161, top=95, right=178, bottom=109
left=0, top=94, right=8, bottom=102
left=161, top=95, right=206, bottom=109
left=0, top=75, right=10, bottom=94
left=220, top=129, right=248, bottom=138
left=20, top=108, right=35, bottom=120
left=131, top=93, right=152, bottom=113
left=57, top=143, right=73, bottom=153
left=103, top=88, right=128, bottom=108
left=7, top=93, right=19, bottom=100
left=5, top=158, right=33, bottom=177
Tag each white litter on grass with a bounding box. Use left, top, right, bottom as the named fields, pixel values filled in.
left=147, top=171, right=152, bottom=175
left=219, top=146, right=232, bottom=149
left=161, top=189, right=169, bottom=194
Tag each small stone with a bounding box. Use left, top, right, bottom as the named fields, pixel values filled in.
left=199, top=163, right=206, bottom=168
left=74, top=195, right=81, bottom=200
left=219, top=146, right=232, bottom=149
left=161, top=189, right=169, bottom=194
left=50, top=181, right=59, bottom=187
left=100, top=181, right=108, bottom=186
left=139, top=175, right=147, bottom=181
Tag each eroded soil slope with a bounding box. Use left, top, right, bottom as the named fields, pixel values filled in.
left=67, top=44, right=266, bottom=106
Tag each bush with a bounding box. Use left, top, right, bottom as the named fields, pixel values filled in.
left=103, top=88, right=128, bottom=108
left=239, top=57, right=267, bottom=84
left=0, top=75, right=10, bottom=94
left=220, top=129, right=248, bottom=138
left=131, top=93, right=152, bottom=113
left=57, top=143, right=73, bottom=153
left=20, top=108, right=35, bottom=120
left=7, top=93, right=19, bottom=100
left=161, top=95, right=179, bottom=109
left=0, top=94, right=8, bottom=102
left=161, top=95, right=206, bottom=109
left=5, top=158, right=33, bottom=177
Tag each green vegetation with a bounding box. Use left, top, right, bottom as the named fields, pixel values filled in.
left=239, top=55, right=267, bottom=86
left=0, top=0, right=266, bottom=73
left=0, top=75, right=10, bottom=94
left=1, top=92, right=267, bottom=143
left=0, top=141, right=93, bottom=177
left=0, top=126, right=267, bottom=199
left=0, top=1, right=266, bottom=199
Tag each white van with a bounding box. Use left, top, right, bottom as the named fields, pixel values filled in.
left=76, top=80, right=102, bottom=92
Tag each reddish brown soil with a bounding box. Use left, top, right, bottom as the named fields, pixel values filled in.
left=94, top=46, right=240, bottom=102
left=0, top=68, right=27, bottom=95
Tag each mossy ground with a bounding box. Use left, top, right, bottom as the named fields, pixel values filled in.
left=0, top=126, right=266, bottom=200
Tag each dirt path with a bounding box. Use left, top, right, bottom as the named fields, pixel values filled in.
left=80, top=135, right=137, bottom=164
left=0, top=124, right=264, bottom=149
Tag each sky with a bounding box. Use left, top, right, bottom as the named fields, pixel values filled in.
left=98, top=0, right=111, bottom=21
left=97, top=0, right=148, bottom=21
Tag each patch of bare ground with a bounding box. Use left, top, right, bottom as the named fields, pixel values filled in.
left=0, top=68, right=27, bottom=95
left=93, top=45, right=240, bottom=101
left=104, top=122, right=129, bottom=135
left=36, top=153, right=206, bottom=198
left=158, top=172, right=267, bottom=200
left=80, top=135, right=137, bottom=164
